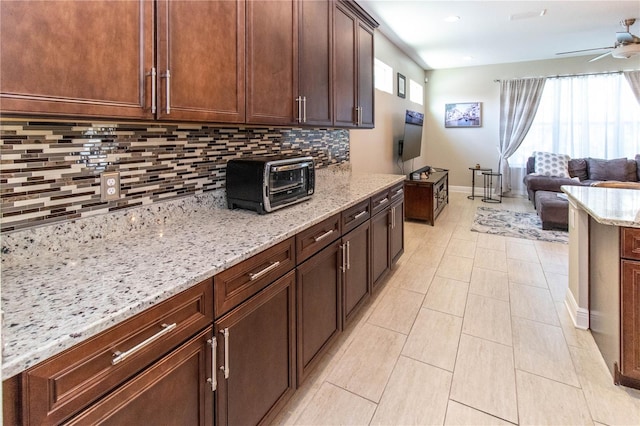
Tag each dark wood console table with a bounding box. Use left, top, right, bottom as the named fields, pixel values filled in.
left=404, top=169, right=449, bottom=225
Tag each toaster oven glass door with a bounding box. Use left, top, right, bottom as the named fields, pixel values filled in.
left=268, top=162, right=312, bottom=208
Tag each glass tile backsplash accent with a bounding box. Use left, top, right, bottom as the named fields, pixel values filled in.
left=0, top=121, right=349, bottom=233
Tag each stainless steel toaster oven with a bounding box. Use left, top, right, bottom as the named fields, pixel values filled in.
left=226, top=155, right=315, bottom=214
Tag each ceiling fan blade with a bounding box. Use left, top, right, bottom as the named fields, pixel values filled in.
left=589, top=51, right=613, bottom=62
left=556, top=46, right=614, bottom=55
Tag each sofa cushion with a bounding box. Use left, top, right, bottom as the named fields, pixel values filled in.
left=636, top=155, right=640, bottom=181
left=587, top=157, right=628, bottom=181
left=628, top=158, right=639, bottom=182
left=533, top=151, right=570, bottom=178
left=568, top=158, right=588, bottom=181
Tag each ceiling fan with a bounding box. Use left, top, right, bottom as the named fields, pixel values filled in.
left=557, top=18, right=640, bottom=62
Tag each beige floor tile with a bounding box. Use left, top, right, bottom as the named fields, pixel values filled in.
left=402, top=308, right=463, bottom=371
left=554, top=302, right=597, bottom=349
left=569, top=345, right=640, bottom=425
left=389, top=258, right=437, bottom=294
left=512, top=316, right=580, bottom=387
left=545, top=271, right=568, bottom=302
left=516, top=370, right=593, bottom=426
left=469, top=267, right=510, bottom=301
left=507, top=258, right=548, bottom=288
left=444, top=400, right=514, bottom=425
left=450, top=334, right=518, bottom=423
left=534, top=240, right=568, bottom=254
left=537, top=249, right=570, bottom=275
left=327, top=322, right=406, bottom=402
left=409, top=241, right=446, bottom=268
left=452, top=224, right=479, bottom=242
left=423, top=276, right=469, bottom=317
left=476, top=233, right=507, bottom=251
left=462, top=293, right=512, bottom=346
left=367, top=287, right=423, bottom=334
left=436, top=254, right=474, bottom=282
left=371, top=356, right=452, bottom=425
left=473, top=248, right=508, bottom=272
left=505, top=235, right=534, bottom=245
left=506, top=240, right=540, bottom=262
left=291, top=382, right=376, bottom=425
left=509, top=283, right=560, bottom=326
left=422, top=228, right=453, bottom=247
left=445, top=238, right=477, bottom=259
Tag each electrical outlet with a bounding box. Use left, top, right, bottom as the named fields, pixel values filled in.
left=101, top=171, right=120, bottom=202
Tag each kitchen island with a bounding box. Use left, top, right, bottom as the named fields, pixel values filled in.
left=562, top=185, right=640, bottom=389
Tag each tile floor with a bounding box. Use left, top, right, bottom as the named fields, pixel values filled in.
left=273, top=192, right=640, bottom=425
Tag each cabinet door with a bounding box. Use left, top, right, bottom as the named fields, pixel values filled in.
left=215, top=271, right=296, bottom=426
left=390, top=200, right=404, bottom=265
left=333, top=2, right=357, bottom=127
left=156, top=0, right=245, bottom=123
left=404, top=182, right=434, bottom=223
left=66, top=328, right=213, bottom=426
left=299, top=0, right=333, bottom=126
left=356, top=22, right=375, bottom=128
left=371, top=209, right=390, bottom=289
left=343, top=221, right=371, bottom=324
left=246, top=0, right=298, bottom=125
left=621, top=260, right=640, bottom=382
left=296, top=241, right=342, bottom=384
left=0, top=0, right=154, bottom=119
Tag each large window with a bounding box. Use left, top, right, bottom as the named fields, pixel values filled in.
left=512, top=73, right=640, bottom=166
left=374, top=58, right=393, bottom=94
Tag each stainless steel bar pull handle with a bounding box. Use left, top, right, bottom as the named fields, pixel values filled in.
left=112, top=322, right=177, bottom=365
left=346, top=240, right=351, bottom=270
left=161, top=69, right=171, bottom=114
left=296, top=96, right=303, bottom=123
left=248, top=261, right=280, bottom=281
left=303, top=96, right=307, bottom=123
left=354, top=211, right=367, bottom=220
left=378, top=197, right=389, bottom=206
left=314, top=229, right=334, bottom=242
left=220, top=328, right=230, bottom=379
left=341, top=242, right=347, bottom=272
left=147, top=67, right=157, bottom=113
left=207, top=337, right=217, bottom=392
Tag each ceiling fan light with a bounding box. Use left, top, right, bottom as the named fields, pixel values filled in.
left=611, top=43, right=640, bottom=58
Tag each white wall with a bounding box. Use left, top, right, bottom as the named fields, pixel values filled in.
left=349, top=32, right=426, bottom=175
left=424, top=55, right=639, bottom=189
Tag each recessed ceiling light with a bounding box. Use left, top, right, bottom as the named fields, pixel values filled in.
left=444, top=15, right=460, bottom=23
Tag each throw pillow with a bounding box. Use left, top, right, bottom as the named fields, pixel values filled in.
left=587, top=157, right=628, bottom=181
left=568, top=158, right=588, bottom=181
left=533, top=151, right=570, bottom=178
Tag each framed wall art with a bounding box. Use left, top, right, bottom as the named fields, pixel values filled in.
left=445, top=102, right=482, bottom=127
left=397, top=73, right=406, bottom=98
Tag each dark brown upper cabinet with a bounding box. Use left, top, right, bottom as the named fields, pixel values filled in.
left=156, top=0, right=245, bottom=123
left=333, top=1, right=377, bottom=128
left=245, top=0, right=298, bottom=125
left=0, top=0, right=155, bottom=120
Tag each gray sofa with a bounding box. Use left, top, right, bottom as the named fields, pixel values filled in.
left=523, top=156, right=640, bottom=230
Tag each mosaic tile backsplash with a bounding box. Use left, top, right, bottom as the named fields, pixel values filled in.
left=0, top=121, right=349, bottom=233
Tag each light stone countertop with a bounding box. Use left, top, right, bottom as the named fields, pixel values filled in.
left=1, top=168, right=405, bottom=378
left=562, top=185, right=640, bottom=228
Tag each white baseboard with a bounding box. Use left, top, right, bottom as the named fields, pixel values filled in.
left=450, top=185, right=472, bottom=193
left=564, top=290, right=589, bottom=330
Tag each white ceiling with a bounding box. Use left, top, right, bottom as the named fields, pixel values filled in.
left=358, top=0, right=640, bottom=70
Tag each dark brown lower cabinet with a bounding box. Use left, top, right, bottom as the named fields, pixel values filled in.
left=296, top=240, right=342, bottom=385
left=343, top=220, right=371, bottom=325
left=214, top=270, right=296, bottom=426
left=390, top=200, right=404, bottom=265
left=66, top=327, right=213, bottom=425
left=371, top=208, right=390, bottom=289
left=621, top=259, right=640, bottom=386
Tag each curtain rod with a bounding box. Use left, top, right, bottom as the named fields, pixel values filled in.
left=493, top=70, right=625, bottom=82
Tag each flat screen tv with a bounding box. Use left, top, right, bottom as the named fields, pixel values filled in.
left=400, top=110, right=424, bottom=162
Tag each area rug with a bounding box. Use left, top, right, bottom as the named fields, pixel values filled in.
left=471, top=206, right=568, bottom=244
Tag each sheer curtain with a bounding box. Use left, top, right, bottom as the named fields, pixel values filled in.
left=512, top=73, right=640, bottom=172
left=498, top=78, right=546, bottom=195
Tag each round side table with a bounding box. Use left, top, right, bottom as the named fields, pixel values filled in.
left=468, top=167, right=492, bottom=200
left=482, top=172, right=502, bottom=203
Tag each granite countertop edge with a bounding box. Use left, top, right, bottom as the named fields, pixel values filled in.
left=1, top=170, right=405, bottom=378
left=562, top=185, right=640, bottom=228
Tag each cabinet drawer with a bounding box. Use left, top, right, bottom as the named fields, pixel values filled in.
left=341, top=200, right=370, bottom=234
left=215, top=237, right=295, bottom=318
left=371, top=188, right=391, bottom=216
left=622, top=227, right=640, bottom=260
left=24, top=279, right=213, bottom=426
left=296, top=213, right=341, bottom=263
left=388, top=183, right=404, bottom=204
